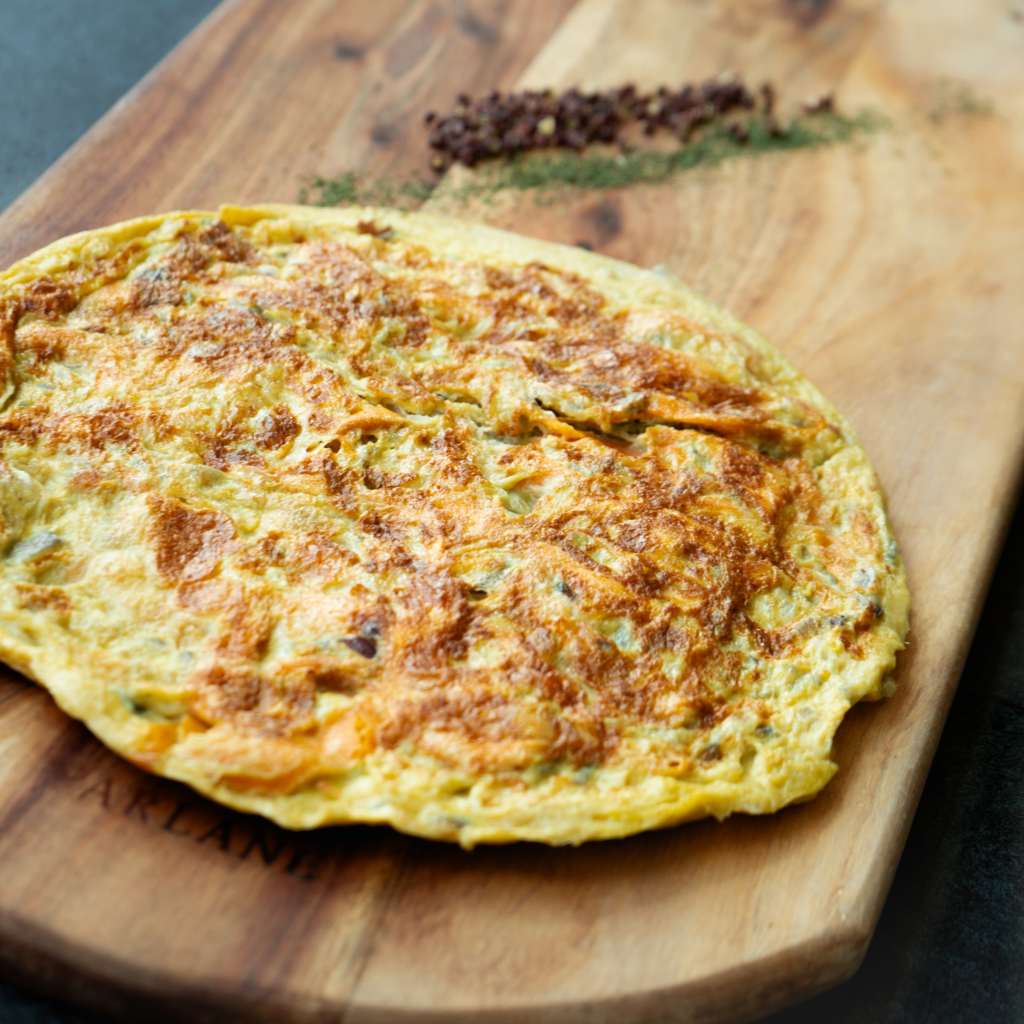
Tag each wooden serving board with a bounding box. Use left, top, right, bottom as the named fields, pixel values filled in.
left=1, top=1, right=1023, bottom=1021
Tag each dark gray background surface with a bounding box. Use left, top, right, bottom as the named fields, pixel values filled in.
left=0, top=2, right=1021, bottom=1021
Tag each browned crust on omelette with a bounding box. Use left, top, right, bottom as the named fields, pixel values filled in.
left=0, top=205, right=908, bottom=846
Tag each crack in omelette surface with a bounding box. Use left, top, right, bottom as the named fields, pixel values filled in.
left=0, top=212, right=906, bottom=829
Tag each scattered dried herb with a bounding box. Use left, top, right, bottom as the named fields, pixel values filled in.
left=298, top=171, right=435, bottom=209
left=450, top=109, right=879, bottom=200
left=926, top=80, right=995, bottom=122
left=301, top=107, right=881, bottom=211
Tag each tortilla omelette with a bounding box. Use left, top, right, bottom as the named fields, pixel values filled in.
left=0, top=204, right=908, bottom=847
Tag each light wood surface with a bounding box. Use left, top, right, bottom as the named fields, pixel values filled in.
left=0, top=1, right=1023, bottom=1021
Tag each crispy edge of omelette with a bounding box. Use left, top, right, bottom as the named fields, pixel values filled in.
left=0, top=204, right=910, bottom=847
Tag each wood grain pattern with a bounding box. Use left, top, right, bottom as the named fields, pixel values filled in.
left=0, top=0, right=575, bottom=268
left=0, top=0, right=1022, bottom=1021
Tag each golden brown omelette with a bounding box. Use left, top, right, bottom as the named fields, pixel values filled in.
left=0, top=204, right=908, bottom=847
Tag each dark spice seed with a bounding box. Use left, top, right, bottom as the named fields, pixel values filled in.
left=422, top=73, right=797, bottom=171
left=801, top=92, right=835, bottom=115
left=726, top=122, right=749, bottom=143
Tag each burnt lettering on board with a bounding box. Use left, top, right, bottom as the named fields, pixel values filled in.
left=77, top=771, right=331, bottom=883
